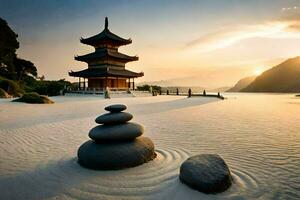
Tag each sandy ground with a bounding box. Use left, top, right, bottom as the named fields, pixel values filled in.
left=0, top=94, right=299, bottom=199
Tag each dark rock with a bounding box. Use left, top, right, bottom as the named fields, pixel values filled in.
left=89, top=122, right=144, bottom=141
left=77, top=137, right=156, bottom=170
left=105, top=104, right=127, bottom=112
left=179, top=154, right=232, bottom=194
left=95, top=112, right=133, bottom=125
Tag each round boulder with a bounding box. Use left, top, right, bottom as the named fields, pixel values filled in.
left=105, top=104, right=127, bottom=112
left=77, top=137, right=157, bottom=170
left=95, top=112, right=133, bottom=125
left=179, top=154, right=232, bottom=194
left=89, top=122, right=144, bottom=141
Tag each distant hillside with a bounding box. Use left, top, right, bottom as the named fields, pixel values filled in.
left=242, top=57, right=300, bottom=92
left=209, top=86, right=231, bottom=92
left=227, top=76, right=256, bottom=92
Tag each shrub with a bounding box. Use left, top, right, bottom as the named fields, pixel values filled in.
left=137, top=84, right=161, bottom=92
left=151, top=85, right=161, bottom=92
left=24, top=78, right=71, bottom=96
left=45, top=81, right=66, bottom=96
left=70, top=82, right=79, bottom=91
left=0, top=78, right=23, bottom=96
left=0, top=88, right=10, bottom=98
left=13, top=92, right=54, bottom=104
left=137, top=84, right=150, bottom=91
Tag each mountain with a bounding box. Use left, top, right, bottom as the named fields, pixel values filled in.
left=227, top=76, right=256, bottom=92
left=209, top=86, right=232, bottom=92
left=242, top=57, right=300, bottom=92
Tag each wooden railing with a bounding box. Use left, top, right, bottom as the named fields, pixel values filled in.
left=66, top=87, right=131, bottom=95
left=67, top=88, right=104, bottom=95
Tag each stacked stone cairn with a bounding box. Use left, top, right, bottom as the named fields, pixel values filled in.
left=78, top=104, right=156, bottom=170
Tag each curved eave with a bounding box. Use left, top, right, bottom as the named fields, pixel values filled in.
left=80, top=29, right=132, bottom=46
left=80, top=38, right=132, bottom=46
left=108, top=70, right=143, bottom=78
left=74, top=53, right=139, bottom=63
left=69, top=68, right=144, bottom=78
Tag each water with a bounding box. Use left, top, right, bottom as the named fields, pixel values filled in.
left=141, top=93, right=300, bottom=199
left=0, top=94, right=299, bottom=199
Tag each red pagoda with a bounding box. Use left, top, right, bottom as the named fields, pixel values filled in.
left=69, top=17, right=143, bottom=91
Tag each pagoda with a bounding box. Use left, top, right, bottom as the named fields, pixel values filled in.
left=69, top=17, right=143, bottom=91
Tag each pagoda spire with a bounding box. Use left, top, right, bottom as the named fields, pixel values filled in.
left=105, top=17, right=108, bottom=30
left=80, top=17, right=132, bottom=47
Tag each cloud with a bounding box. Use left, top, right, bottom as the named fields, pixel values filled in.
left=186, top=11, right=300, bottom=53
left=282, top=6, right=298, bottom=12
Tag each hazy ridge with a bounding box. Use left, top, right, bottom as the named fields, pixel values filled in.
left=227, top=76, right=256, bottom=92
left=242, top=56, right=300, bottom=92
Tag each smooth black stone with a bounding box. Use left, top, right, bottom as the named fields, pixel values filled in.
left=105, top=104, right=127, bottom=112
left=179, top=154, right=232, bottom=194
left=89, top=122, right=144, bottom=141
left=95, top=112, right=133, bottom=125
left=77, top=137, right=156, bottom=170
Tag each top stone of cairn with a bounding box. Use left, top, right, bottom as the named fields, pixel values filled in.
left=105, top=104, right=127, bottom=113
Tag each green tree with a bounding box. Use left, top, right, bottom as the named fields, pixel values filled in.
left=0, top=18, right=19, bottom=79
left=151, top=85, right=162, bottom=92
left=137, top=84, right=161, bottom=92
left=14, top=58, right=37, bottom=81
left=137, top=84, right=150, bottom=91
left=0, top=18, right=37, bottom=81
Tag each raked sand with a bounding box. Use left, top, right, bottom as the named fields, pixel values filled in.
left=0, top=94, right=299, bottom=199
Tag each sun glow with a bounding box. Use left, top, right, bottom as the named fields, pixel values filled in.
left=254, top=68, right=263, bottom=76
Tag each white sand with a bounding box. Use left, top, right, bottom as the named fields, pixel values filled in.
left=0, top=94, right=299, bottom=199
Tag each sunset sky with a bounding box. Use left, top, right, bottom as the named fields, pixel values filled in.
left=1, top=0, right=300, bottom=88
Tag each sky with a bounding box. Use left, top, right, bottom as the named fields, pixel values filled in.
left=1, top=0, right=300, bottom=88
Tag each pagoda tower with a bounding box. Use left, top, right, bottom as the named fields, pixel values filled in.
left=69, top=17, right=143, bottom=91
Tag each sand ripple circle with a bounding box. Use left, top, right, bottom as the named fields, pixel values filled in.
left=225, top=168, right=260, bottom=198
left=31, top=147, right=191, bottom=199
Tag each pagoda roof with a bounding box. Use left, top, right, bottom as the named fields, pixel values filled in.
left=75, top=49, right=138, bottom=62
left=80, top=17, right=132, bottom=46
left=69, top=67, right=144, bottom=78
